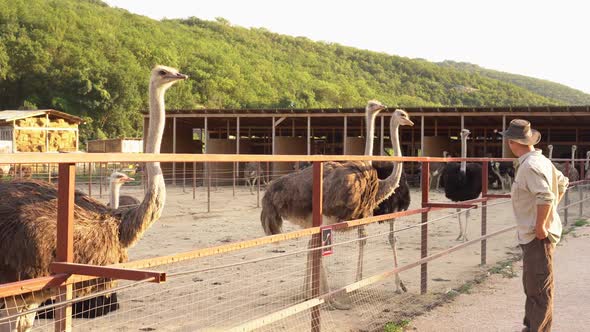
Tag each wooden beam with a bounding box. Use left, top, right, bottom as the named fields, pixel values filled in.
left=501, top=115, right=506, bottom=157
left=273, top=116, right=287, bottom=127
left=380, top=115, right=384, bottom=156
left=55, top=163, right=75, bottom=332
left=343, top=116, right=347, bottom=155
left=50, top=263, right=166, bottom=283
left=172, top=116, right=177, bottom=185
left=307, top=116, right=311, bottom=155
left=420, top=116, right=425, bottom=156
left=0, top=153, right=520, bottom=164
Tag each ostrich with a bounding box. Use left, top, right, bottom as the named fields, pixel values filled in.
left=440, top=129, right=482, bottom=242
left=586, top=151, right=590, bottom=180
left=0, top=65, right=187, bottom=331
left=36, top=172, right=137, bottom=320
left=243, top=162, right=260, bottom=194
left=552, top=145, right=580, bottom=181
left=261, top=101, right=413, bottom=308
left=429, top=151, right=448, bottom=190
left=489, top=162, right=514, bottom=191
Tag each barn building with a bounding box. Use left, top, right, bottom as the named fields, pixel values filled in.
left=143, top=105, right=590, bottom=184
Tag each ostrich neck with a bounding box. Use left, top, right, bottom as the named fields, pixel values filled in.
left=548, top=147, right=553, bottom=159
left=118, top=82, right=167, bottom=248
left=586, top=155, right=589, bottom=171
left=460, top=136, right=467, bottom=173
left=364, top=112, right=378, bottom=158
left=110, top=183, right=121, bottom=209
left=571, top=149, right=575, bottom=165
left=375, top=119, right=403, bottom=204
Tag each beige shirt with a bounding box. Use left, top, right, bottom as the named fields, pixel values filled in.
left=511, top=149, right=569, bottom=245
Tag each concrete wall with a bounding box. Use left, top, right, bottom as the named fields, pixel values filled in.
left=423, top=136, right=452, bottom=157
left=274, top=137, right=306, bottom=177
left=345, top=137, right=365, bottom=155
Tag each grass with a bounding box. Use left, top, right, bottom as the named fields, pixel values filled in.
left=384, top=320, right=410, bottom=332
left=574, top=219, right=589, bottom=227
left=488, top=256, right=520, bottom=279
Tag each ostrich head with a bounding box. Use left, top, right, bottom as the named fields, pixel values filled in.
left=109, top=172, right=134, bottom=186
left=460, top=129, right=471, bottom=138
left=391, top=109, right=414, bottom=126
left=365, top=100, right=386, bottom=115
left=572, top=145, right=578, bottom=153
left=108, top=171, right=134, bottom=209
left=151, top=65, right=188, bottom=91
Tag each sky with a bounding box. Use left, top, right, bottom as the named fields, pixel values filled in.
left=104, top=0, right=590, bottom=93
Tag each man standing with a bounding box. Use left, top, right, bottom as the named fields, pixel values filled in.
left=502, top=119, right=568, bottom=332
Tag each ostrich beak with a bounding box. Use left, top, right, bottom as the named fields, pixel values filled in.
left=122, top=176, right=135, bottom=182
left=405, top=118, right=414, bottom=126
left=166, top=72, right=188, bottom=80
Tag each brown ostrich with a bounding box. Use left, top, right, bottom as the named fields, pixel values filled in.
left=261, top=101, right=413, bottom=308
left=0, top=65, right=187, bottom=331
left=243, top=162, right=261, bottom=194
left=550, top=144, right=580, bottom=181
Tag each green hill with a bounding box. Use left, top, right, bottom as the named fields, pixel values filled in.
left=0, top=0, right=563, bottom=141
left=438, top=61, right=590, bottom=105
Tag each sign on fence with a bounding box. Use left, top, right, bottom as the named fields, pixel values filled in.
left=321, top=226, right=333, bottom=256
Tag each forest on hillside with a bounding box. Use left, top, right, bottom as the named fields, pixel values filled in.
left=438, top=61, right=590, bottom=105
left=0, top=0, right=566, bottom=142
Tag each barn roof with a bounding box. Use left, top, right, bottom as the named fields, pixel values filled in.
left=0, top=109, right=83, bottom=124
left=141, top=105, right=590, bottom=116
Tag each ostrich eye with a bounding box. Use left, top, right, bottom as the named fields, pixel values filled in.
left=159, top=70, right=167, bottom=76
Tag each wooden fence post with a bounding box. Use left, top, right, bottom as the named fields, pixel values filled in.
left=564, top=189, right=569, bottom=226
left=311, top=162, right=323, bottom=332
left=55, top=163, right=75, bottom=332
left=193, top=162, right=196, bottom=200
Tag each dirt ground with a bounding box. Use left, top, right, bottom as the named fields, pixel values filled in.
left=408, top=224, right=590, bottom=332
left=28, top=178, right=581, bottom=331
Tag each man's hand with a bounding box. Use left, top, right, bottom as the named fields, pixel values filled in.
left=536, top=225, right=549, bottom=240
left=536, top=204, right=552, bottom=240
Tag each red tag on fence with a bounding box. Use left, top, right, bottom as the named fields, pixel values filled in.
left=320, top=226, right=333, bottom=256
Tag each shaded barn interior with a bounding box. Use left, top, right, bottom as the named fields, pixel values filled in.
left=143, top=106, right=590, bottom=184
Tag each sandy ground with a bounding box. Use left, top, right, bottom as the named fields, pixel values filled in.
left=408, top=225, right=590, bottom=332
left=24, top=177, right=586, bottom=331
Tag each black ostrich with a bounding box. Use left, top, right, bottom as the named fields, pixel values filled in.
left=372, top=158, right=411, bottom=293
left=440, top=129, right=482, bottom=241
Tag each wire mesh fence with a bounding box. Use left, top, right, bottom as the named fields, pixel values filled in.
left=1, top=157, right=589, bottom=332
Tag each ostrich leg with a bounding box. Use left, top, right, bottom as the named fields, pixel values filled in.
left=389, top=219, right=407, bottom=293
left=356, top=225, right=367, bottom=282
left=462, top=209, right=470, bottom=242
left=0, top=298, right=39, bottom=332
left=455, top=208, right=463, bottom=241
left=303, top=239, right=350, bottom=310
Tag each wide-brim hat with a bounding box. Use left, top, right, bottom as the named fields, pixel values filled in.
left=500, top=119, right=541, bottom=145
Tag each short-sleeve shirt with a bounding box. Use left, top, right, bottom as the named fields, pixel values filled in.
left=511, top=149, right=569, bottom=245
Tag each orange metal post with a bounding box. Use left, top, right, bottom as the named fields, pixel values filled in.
left=481, top=162, right=488, bottom=266
left=55, top=163, right=75, bottom=332
left=311, top=162, right=323, bottom=332
left=420, top=162, right=429, bottom=295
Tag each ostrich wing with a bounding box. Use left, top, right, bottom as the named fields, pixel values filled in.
left=322, top=162, right=379, bottom=221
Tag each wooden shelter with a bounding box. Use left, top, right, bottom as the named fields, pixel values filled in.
left=87, top=138, right=143, bottom=153
left=0, top=109, right=83, bottom=153
left=143, top=105, right=590, bottom=182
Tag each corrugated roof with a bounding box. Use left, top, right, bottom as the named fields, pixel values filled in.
left=141, top=105, right=590, bottom=116
left=0, top=109, right=83, bottom=124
